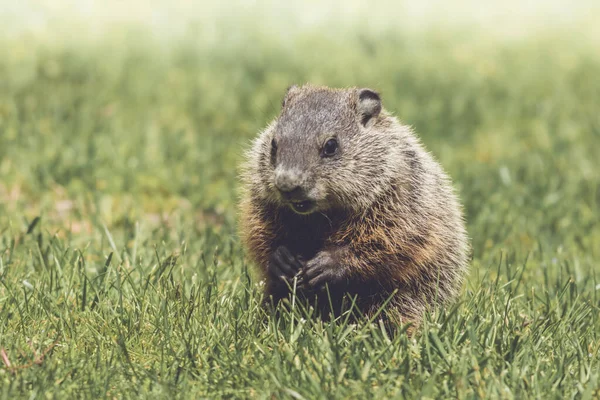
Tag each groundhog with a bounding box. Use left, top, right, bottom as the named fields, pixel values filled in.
left=239, top=84, right=469, bottom=329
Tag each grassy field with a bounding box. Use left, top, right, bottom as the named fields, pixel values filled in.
left=0, top=8, right=599, bottom=399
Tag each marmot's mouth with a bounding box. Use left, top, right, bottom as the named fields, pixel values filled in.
left=290, top=200, right=316, bottom=214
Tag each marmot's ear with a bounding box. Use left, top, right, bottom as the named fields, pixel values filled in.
left=357, top=88, right=381, bottom=127
left=282, top=85, right=300, bottom=107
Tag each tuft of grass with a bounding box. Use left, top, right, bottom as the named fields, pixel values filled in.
left=0, top=14, right=599, bottom=399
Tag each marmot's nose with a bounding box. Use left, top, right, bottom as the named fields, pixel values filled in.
left=275, top=169, right=302, bottom=194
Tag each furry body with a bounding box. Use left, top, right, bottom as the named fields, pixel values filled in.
left=239, top=85, right=469, bottom=327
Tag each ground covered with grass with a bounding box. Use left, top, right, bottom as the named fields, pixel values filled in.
left=0, top=12, right=599, bottom=399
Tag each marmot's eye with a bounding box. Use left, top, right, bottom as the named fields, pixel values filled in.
left=322, top=138, right=338, bottom=157
left=271, top=138, right=277, bottom=151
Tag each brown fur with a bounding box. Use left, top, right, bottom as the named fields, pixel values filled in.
left=239, top=85, right=469, bottom=329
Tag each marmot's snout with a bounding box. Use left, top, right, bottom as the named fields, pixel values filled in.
left=274, top=168, right=302, bottom=194
left=274, top=168, right=316, bottom=214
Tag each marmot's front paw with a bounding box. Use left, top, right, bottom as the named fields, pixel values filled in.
left=268, top=246, right=304, bottom=290
left=300, top=251, right=347, bottom=292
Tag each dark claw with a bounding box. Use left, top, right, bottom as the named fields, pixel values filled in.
left=304, top=262, right=324, bottom=281
left=277, top=246, right=304, bottom=273
left=308, top=269, right=335, bottom=289
left=301, top=251, right=345, bottom=291
left=268, top=246, right=305, bottom=290
left=271, top=249, right=296, bottom=278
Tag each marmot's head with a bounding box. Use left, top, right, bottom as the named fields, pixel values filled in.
left=247, top=85, right=404, bottom=215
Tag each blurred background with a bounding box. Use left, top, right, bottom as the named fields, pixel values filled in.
left=1, top=0, right=599, bottom=264
left=3, top=0, right=599, bottom=39
left=1, top=2, right=599, bottom=397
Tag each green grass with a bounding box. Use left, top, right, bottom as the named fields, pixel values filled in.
left=0, top=17, right=599, bottom=399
